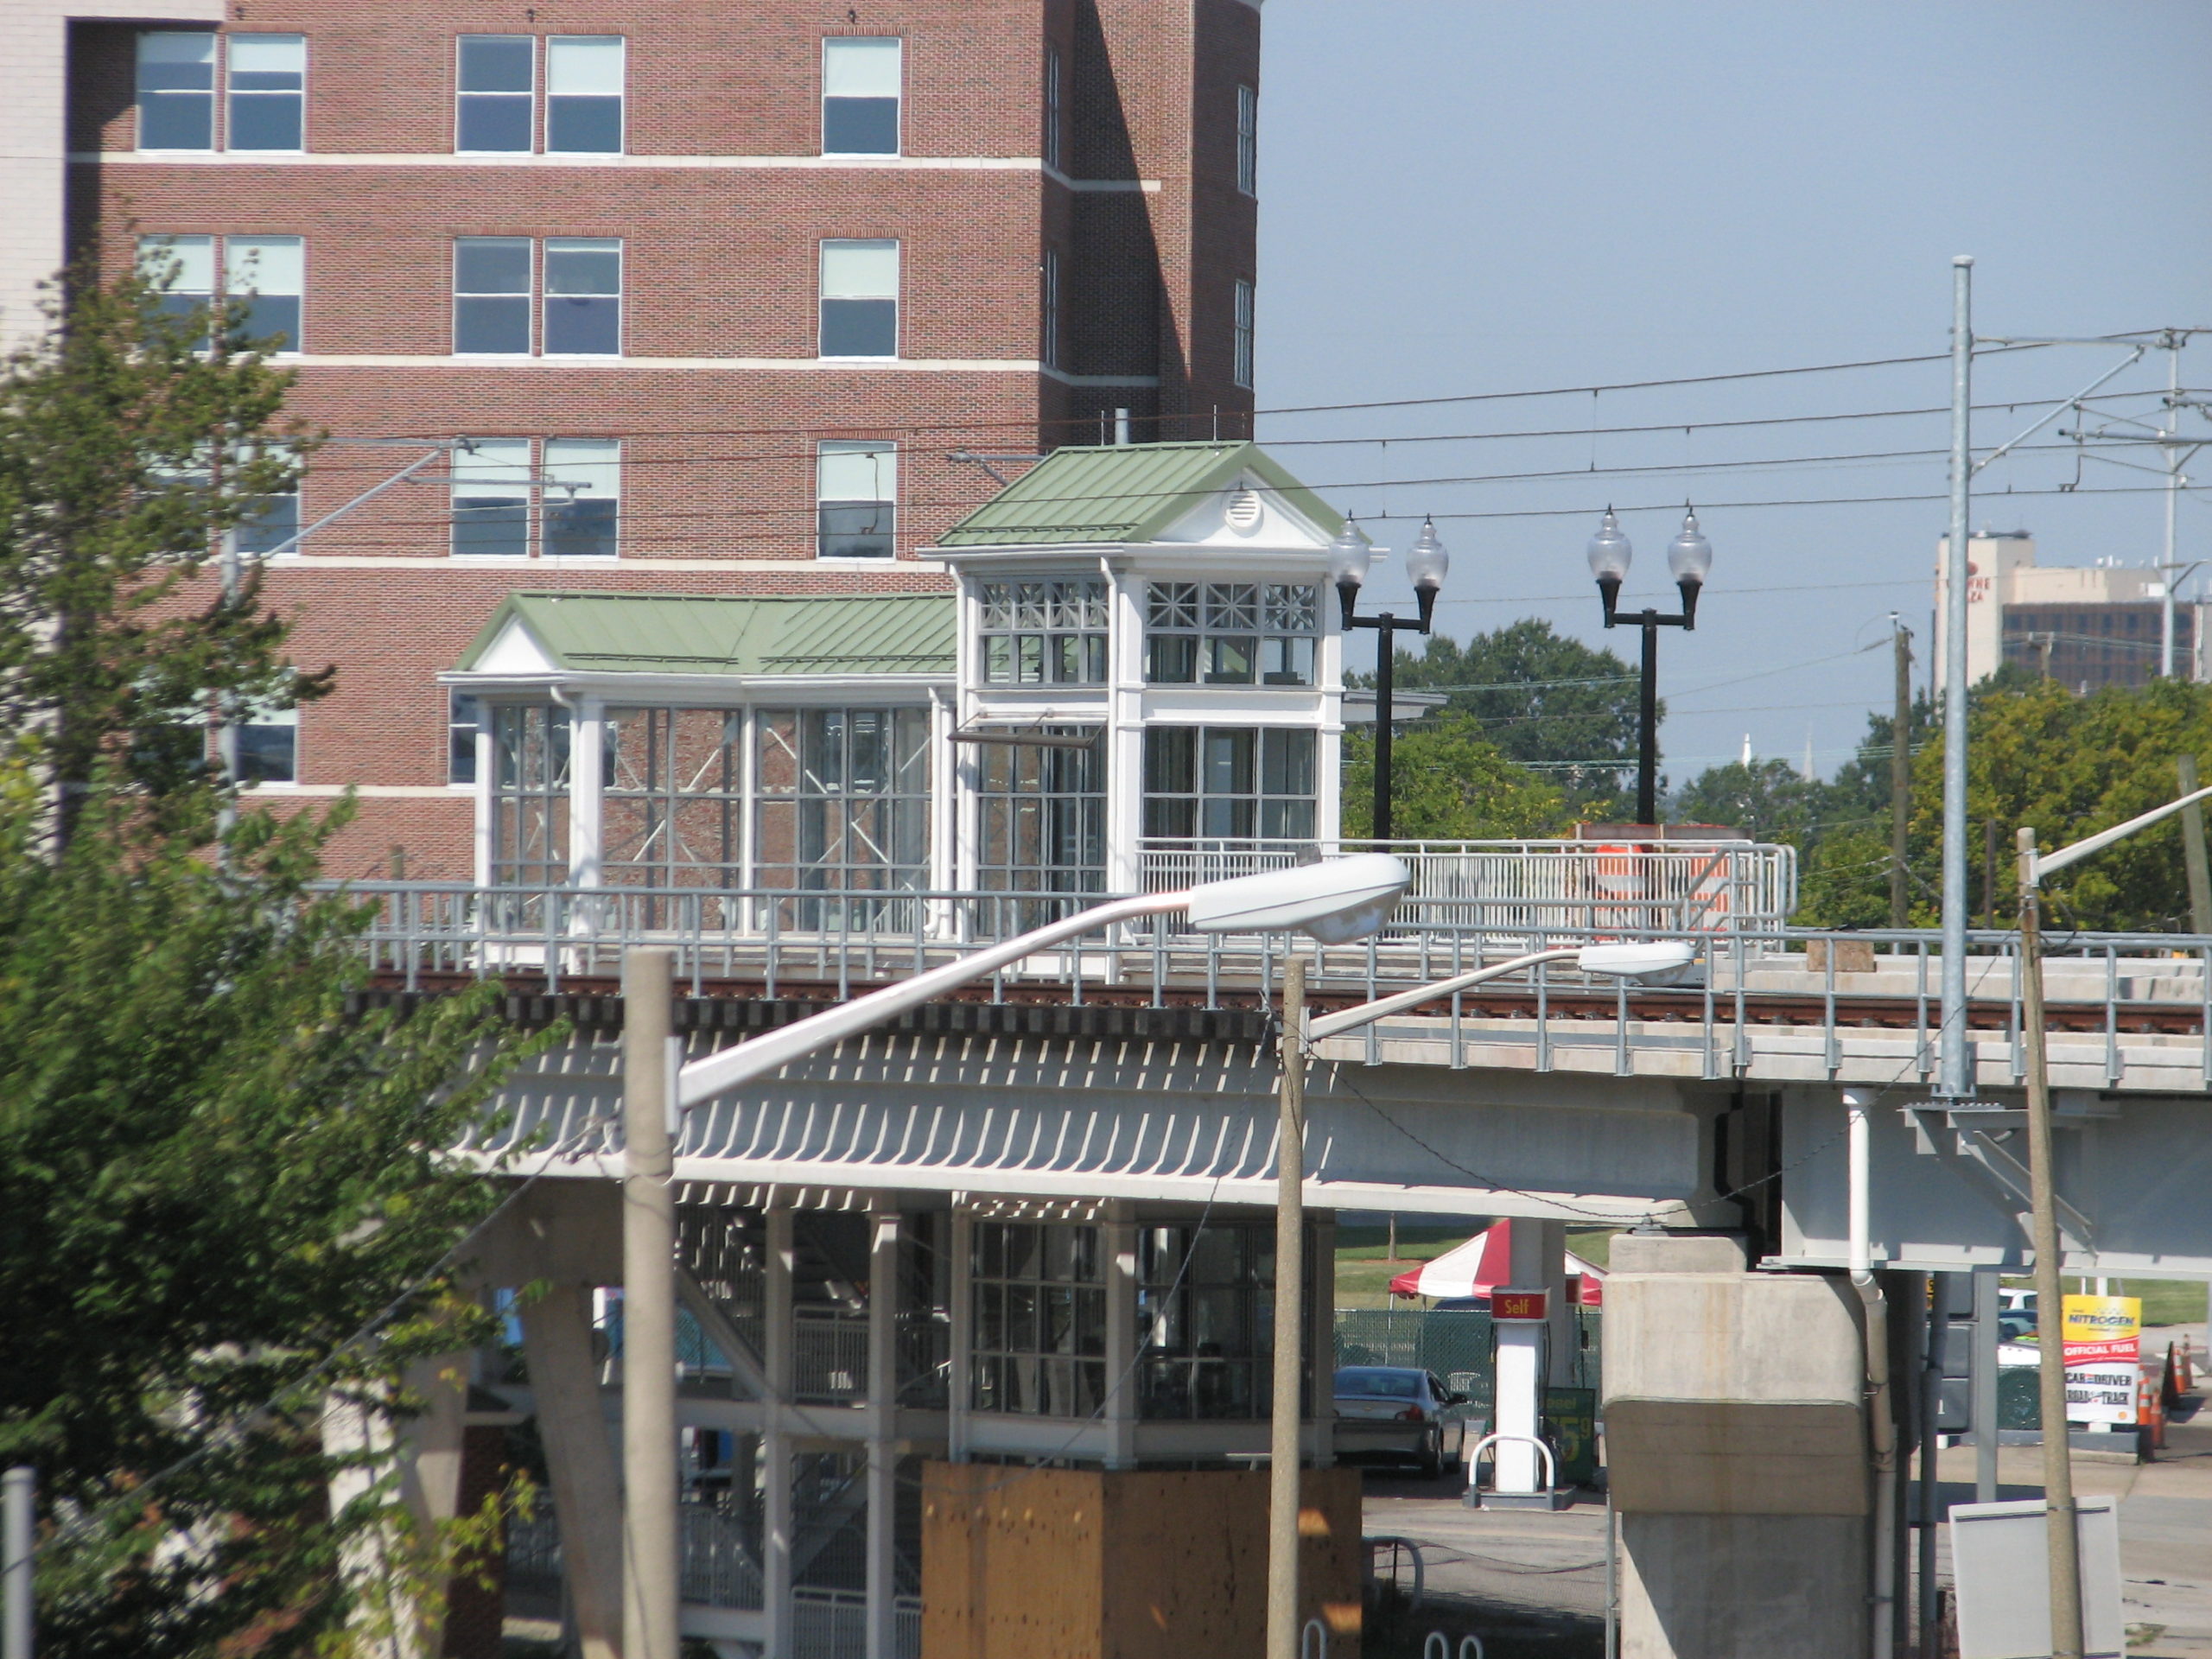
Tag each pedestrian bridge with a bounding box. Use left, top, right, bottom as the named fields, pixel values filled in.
left=340, top=837, right=2212, bottom=1281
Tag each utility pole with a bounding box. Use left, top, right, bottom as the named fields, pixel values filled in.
left=3, top=1467, right=30, bottom=1659
left=1266, top=957, right=1309, bottom=1659
left=1940, top=256, right=1974, bottom=1099
left=1890, top=616, right=1912, bottom=928
left=2016, top=830, right=2085, bottom=1659
left=621, top=948, right=679, bottom=1659
left=2181, top=755, right=2212, bottom=934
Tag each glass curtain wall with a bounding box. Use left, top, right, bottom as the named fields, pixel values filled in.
left=973, top=736, right=1104, bottom=929
left=754, top=707, right=931, bottom=929
left=602, top=707, right=745, bottom=888
left=490, top=704, right=570, bottom=886
left=969, top=1221, right=1106, bottom=1418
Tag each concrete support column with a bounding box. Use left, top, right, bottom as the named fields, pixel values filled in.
left=1309, top=1214, right=1336, bottom=1468
left=518, top=1285, right=623, bottom=1659
left=865, top=1208, right=901, bottom=1659
left=763, top=1208, right=796, bottom=1659
left=948, top=1206, right=974, bottom=1463
left=1103, top=1206, right=1140, bottom=1470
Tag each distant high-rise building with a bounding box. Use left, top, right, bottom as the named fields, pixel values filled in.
left=1933, top=532, right=2204, bottom=694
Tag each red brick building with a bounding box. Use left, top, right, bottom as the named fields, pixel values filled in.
left=57, top=0, right=1262, bottom=877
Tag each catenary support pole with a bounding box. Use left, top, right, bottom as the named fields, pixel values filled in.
left=621, top=947, right=679, bottom=1659
left=1940, top=256, right=1974, bottom=1099
left=3, top=1466, right=31, bottom=1659
left=2162, top=340, right=2181, bottom=678
left=1919, top=1277, right=1947, bottom=1657
left=1266, top=957, right=1308, bottom=1659
left=2016, top=830, right=2085, bottom=1659
left=2180, top=755, right=2212, bottom=934
left=1891, top=618, right=1913, bottom=927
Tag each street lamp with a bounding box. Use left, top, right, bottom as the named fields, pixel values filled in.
left=1586, top=506, right=1713, bottom=826
left=618, top=855, right=1414, bottom=1659
left=1329, top=516, right=1451, bottom=842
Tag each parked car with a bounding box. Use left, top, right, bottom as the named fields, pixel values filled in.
left=1332, top=1366, right=1472, bottom=1478
left=1997, top=1309, right=2038, bottom=1344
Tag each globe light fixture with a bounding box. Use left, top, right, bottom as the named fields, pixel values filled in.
left=1326, top=518, right=1372, bottom=626
left=1336, top=513, right=1452, bottom=841
left=1584, top=505, right=1718, bottom=826
left=1405, top=516, right=1450, bottom=628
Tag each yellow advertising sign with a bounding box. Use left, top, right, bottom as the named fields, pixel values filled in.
left=2060, top=1295, right=2141, bottom=1345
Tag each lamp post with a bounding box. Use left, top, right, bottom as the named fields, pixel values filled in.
left=1328, top=517, right=1450, bottom=842
left=1584, top=507, right=1713, bottom=826
left=620, top=855, right=1414, bottom=1659
left=2013, top=779, right=2212, bottom=1659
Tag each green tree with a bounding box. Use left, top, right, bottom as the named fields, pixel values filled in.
left=1366, top=620, right=1647, bottom=814
left=0, top=267, right=533, bottom=1656
left=1672, top=757, right=1823, bottom=842
left=1342, top=711, right=1570, bottom=839
left=0, top=259, right=326, bottom=830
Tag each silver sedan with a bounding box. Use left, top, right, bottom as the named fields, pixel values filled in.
left=1332, top=1365, right=1472, bottom=1478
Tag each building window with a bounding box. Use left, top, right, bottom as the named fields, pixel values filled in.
left=543, top=438, right=621, bottom=557
left=137, top=233, right=213, bottom=334
left=816, top=441, right=895, bottom=558
left=448, top=692, right=483, bottom=785
left=137, top=32, right=215, bottom=151
left=451, top=438, right=533, bottom=556
left=547, top=35, right=625, bottom=153
left=602, top=707, right=744, bottom=886
left=819, top=239, right=899, bottom=359
left=456, top=35, right=534, bottom=152
left=1043, top=48, right=1063, bottom=171
left=226, top=35, right=305, bottom=150
left=978, top=579, right=1108, bottom=684
left=1233, top=278, right=1255, bottom=390
left=822, top=37, right=900, bottom=156
left=491, top=703, right=571, bottom=886
left=753, top=707, right=931, bottom=916
left=976, top=736, right=1105, bottom=914
left=970, top=1222, right=1105, bottom=1418
left=225, top=235, right=302, bottom=351
left=1139, top=1224, right=1274, bottom=1421
left=237, top=481, right=301, bottom=557
left=237, top=701, right=297, bottom=785
left=452, top=437, right=620, bottom=557
left=1145, top=582, right=1316, bottom=686
left=1143, top=726, right=1317, bottom=842
left=543, top=238, right=621, bottom=354
left=454, top=238, right=531, bottom=353
left=1236, top=84, right=1258, bottom=196
left=1040, top=248, right=1061, bottom=371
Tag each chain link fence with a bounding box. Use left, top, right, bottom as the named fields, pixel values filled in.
left=1332, top=1305, right=1603, bottom=1403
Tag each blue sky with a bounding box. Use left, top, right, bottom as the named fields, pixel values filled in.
left=1254, top=1, right=2212, bottom=782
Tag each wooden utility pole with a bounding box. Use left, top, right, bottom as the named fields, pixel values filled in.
left=1890, top=619, right=1912, bottom=927
left=2181, top=755, right=2212, bottom=934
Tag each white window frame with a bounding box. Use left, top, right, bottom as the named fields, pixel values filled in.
left=1232, top=278, right=1255, bottom=391
left=818, top=238, right=900, bottom=361
left=223, top=234, right=304, bottom=354
left=821, top=36, right=903, bottom=157
left=225, top=34, right=307, bottom=154
left=1236, top=84, right=1258, bottom=197
left=540, top=237, right=623, bottom=358
left=136, top=31, right=217, bottom=154
left=545, top=35, right=626, bottom=156
left=816, top=440, right=898, bottom=560
left=455, top=34, right=537, bottom=154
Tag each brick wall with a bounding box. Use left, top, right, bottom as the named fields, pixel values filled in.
left=59, top=0, right=1261, bottom=875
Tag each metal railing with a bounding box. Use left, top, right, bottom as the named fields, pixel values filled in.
left=334, top=876, right=2212, bottom=1087
left=792, top=1587, right=921, bottom=1659
left=793, top=1308, right=870, bottom=1405
left=1138, top=837, right=1797, bottom=936
left=681, top=1503, right=764, bottom=1609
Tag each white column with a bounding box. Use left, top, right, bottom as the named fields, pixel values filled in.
left=1103, top=1207, right=1140, bottom=1470
left=570, top=696, right=605, bottom=888
left=948, top=1206, right=975, bottom=1462
left=763, top=1208, right=795, bottom=1659
left=865, top=1209, right=901, bottom=1659
left=473, top=715, right=496, bottom=887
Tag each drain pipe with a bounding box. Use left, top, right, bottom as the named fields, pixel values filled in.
left=1847, top=1087, right=1897, bottom=1659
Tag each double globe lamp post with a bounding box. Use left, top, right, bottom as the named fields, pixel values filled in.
left=1325, top=517, right=1452, bottom=842
left=1585, top=506, right=1714, bottom=827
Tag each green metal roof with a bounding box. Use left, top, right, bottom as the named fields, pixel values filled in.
left=934, top=441, right=1344, bottom=548
left=454, top=591, right=955, bottom=677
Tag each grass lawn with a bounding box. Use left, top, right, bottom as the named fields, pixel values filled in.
left=1332, top=1222, right=1624, bottom=1309
left=2001, top=1274, right=2208, bottom=1329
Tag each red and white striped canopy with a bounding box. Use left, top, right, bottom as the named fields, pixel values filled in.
left=1386, top=1218, right=1605, bottom=1305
